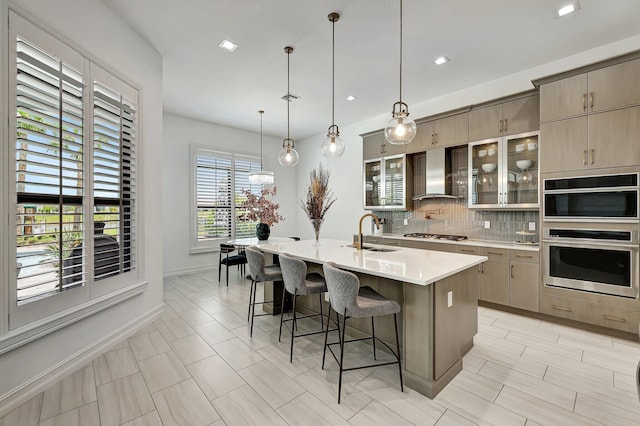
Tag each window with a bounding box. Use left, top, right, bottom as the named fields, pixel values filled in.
left=191, top=147, right=263, bottom=251
left=9, top=13, right=138, bottom=329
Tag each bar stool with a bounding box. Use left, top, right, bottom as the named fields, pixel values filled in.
left=278, top=253, right=333, bottom=362
left=245, top=247, right=282, bottom=337
left=218, top=243, right=247, bottom=286
left=321, top=261, right=403, bottom=404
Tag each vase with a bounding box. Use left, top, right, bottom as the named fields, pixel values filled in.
left=256, top=223, right=270, bottom=240
left=310, top=218, right=323, bottom=246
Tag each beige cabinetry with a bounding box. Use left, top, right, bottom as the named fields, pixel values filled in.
left=411, top=113, right=469, bottom=154
left=509, top=250, right=539, bottom=312
left=363, top=154, right=412, bottom=210
left=540, top=106, right=640, bottom=173
left=469, top=94, right=540, bottom=141
left=540, top=58, right=640, bottom=122
left=479, top=248, right=510, bottom=305
left=539, top=57, right=640, bottom=173
left=363, top=132, right=405, bottom=160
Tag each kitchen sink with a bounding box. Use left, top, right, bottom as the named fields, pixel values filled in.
left=342, top=244, right=398, bottom=252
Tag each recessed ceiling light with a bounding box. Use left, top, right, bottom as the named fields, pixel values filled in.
left=346, top=95, right=358, bottom=101
left=218, top=38, right=238, bottom=52
left=434, top=56, right=450, bottom=65
left=557, top=3, right=579, bottom=17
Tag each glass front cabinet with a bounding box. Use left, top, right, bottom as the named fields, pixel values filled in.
left=363, top=154, right=411, bottom=210
left=468, top=131, right=540, bottom=209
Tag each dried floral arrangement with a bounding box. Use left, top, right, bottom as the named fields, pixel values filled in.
left=300, top=163, right=337, bottom=220
left=240, top=187, right=284, bottom=227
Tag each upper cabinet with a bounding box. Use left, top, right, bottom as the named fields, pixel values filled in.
left=362, top=131, right=405, bottom=160
left=408, top=113, right=469, bottom=154
left=363, top=154, right=413, bottom=210
left=469, top=94, right=540, bottom=141
left=469, top=131, right=540, bottom=209
left=538, top=56, right=640, bottom=173
left=540, top=58, right=640, bottom=122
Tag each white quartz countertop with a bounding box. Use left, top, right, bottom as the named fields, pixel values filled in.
left=255, top=238, right=487, bottom=286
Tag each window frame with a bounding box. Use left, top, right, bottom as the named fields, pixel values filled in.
left=2, top=11, right=144, bottom=344
left=190, top=145, right=263, bottom=253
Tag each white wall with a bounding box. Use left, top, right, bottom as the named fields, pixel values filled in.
left=294, top=34, right=640, bottom=240
left=0, top=0, right=163, bottom=413
left=162, top=113, right=297, bottom=275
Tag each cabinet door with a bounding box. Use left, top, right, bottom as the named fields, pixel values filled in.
left=363, top=159, right=383, bottom=208
left=539, top=117, right=587, bottom=173
left=363, top=133, right=385, bottom=160
left=480, top=258, right=509, bottom=305
left=469, top=104, right=502, bottom=140
left=469, top=140, right=501, bottom=207
left=505, top=132, right=539, bottom=207
left=588, top=59, right=640, bottom=113
left=435, top=113, right=469, bottom=148
left=407, top=121, right=433, bottom=154
left=502, top=95, right=540, bottom=135
left=588, top=106, right=640, bottom=169
left=509, top=261, right=539, bottom=312
left=539, top=74, right=588, bottom=122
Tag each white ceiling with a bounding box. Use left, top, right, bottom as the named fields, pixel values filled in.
left=102, top=0, right=640, bottom=140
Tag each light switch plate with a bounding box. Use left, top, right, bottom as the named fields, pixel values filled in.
left=529, top=222, right=536, bottom=231
left=484, top=221, right=490, bottom=229
left=403, top=218, right=408, bottom=225
left=447, top=291, right=453, bottom=307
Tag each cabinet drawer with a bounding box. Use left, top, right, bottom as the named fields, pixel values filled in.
left=540, top=294, right=640, bottom=333
left=510, top=249, right=539, bottom=263
left=458, top=246, right=481, bottom=255
left=481, top=247, right=509, bottom=259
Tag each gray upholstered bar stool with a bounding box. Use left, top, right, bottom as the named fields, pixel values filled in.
left=321, top=261, right=403, bottom=404
left=278, top=253, right=333, bottom=363
left=245, top=247, right=282, bottom=337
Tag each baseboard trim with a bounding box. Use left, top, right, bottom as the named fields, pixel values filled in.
left=163, top=265, right=216, bottom=277
left=0, top=303, right=164, bottom=417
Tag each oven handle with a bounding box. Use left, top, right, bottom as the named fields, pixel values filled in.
left=543, top=239, right=640, bottom=250
left=543, top=186, right=640, bottom=194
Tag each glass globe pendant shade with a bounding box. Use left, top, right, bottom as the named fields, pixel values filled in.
left=278, top=139, right=299, bottom=167
left=321, top=125, right=345, bottom=158
left=385, top=102, right=416, bottom=144
left=249, top=170, right=275, bottom=184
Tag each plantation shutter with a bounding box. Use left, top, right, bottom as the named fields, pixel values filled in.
left=15, top=36, right=86, bottom=303
left=196, top=153, right=233, bottom=241
left=93, top=77, right=138, bottom=280
left=234, top=156, right=263, bottom=238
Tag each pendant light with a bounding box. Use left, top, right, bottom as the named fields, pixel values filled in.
left=278, top=46, right=300, bottom=167
left=321, top=12, right=345, bottom=158
left=384, top=0, right=416, bottom=145
left=249, top=110, right=275, bottom=184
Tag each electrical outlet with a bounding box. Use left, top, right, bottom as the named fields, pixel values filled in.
left=529, top=222, right=536, bottom=231
left=403, top=218, right=408, bottom=226
left=484, top=221, right=490, bottom=229
left=447, top=291, right=453, bottom=308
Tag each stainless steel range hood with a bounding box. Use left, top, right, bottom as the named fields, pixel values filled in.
left=411, top=147, right=460, bottom=200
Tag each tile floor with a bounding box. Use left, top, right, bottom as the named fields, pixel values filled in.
left=2, top=270, right=640, bottom=425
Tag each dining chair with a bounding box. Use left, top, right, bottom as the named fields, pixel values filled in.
left=218, top=243, right=247, bottom=286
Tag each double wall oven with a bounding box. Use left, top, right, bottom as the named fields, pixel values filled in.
left=542, top=172, right=640, bottom=298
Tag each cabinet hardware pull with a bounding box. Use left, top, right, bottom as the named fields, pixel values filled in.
left=498, top=119, right=503, bottom=132
left=603, top=314, right=626, bottom=323
left=552, top=305, right=571, bottom=312
left=487, top=251, right=503, bottom=255
left=515, top=254, right=533, bottom=258
left=583, top=150, right=587, bottom=165
left=590, top=92, right=594, bottom=110
left=589, top=149, right=594, bottom=165
left=503, top=118, right=507, bottom=132
left=582, top=94, right=586, bottom=111
left=461, top=249, right=474, bottom=253
left=511, top=265, right=514, bottom=278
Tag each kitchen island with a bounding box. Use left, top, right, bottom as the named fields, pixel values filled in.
left=256, top=238, right=487, bottom=398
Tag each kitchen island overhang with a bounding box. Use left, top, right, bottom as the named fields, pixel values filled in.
left=256, top=238, right=487, bottom=398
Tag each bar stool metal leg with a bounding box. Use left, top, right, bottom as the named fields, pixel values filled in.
left=289, top=290, right=298, bottom=363
left=278, top=286, right=287, bottom=341
left=371, top=317, right=376, bottom=360
left=394, top=313, right=404, bottom=391
left=247, top=279, right=255, bottom=321
left=250, top=280, right=259, bottom=336
left=338, top=309, right=347, bottom=404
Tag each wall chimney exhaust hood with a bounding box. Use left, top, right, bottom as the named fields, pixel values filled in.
left=411, top=148, right=459, bottom=200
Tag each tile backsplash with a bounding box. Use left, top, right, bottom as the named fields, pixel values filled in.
left=373, top=198, right=539, bottom=243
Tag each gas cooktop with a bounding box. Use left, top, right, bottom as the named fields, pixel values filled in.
left=403, top=233, right=468, bottom=242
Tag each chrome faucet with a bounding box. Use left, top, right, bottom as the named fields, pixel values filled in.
left=357, top=213, right=381, bottom=250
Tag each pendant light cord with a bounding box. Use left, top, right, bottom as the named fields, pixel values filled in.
left=259, top=110, right=264, bottom=169
left=331, top=16, right=335, bottom=126
left=399, top=0, right=403, bottom=106
left=287, top=48, right=291, bottom=143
